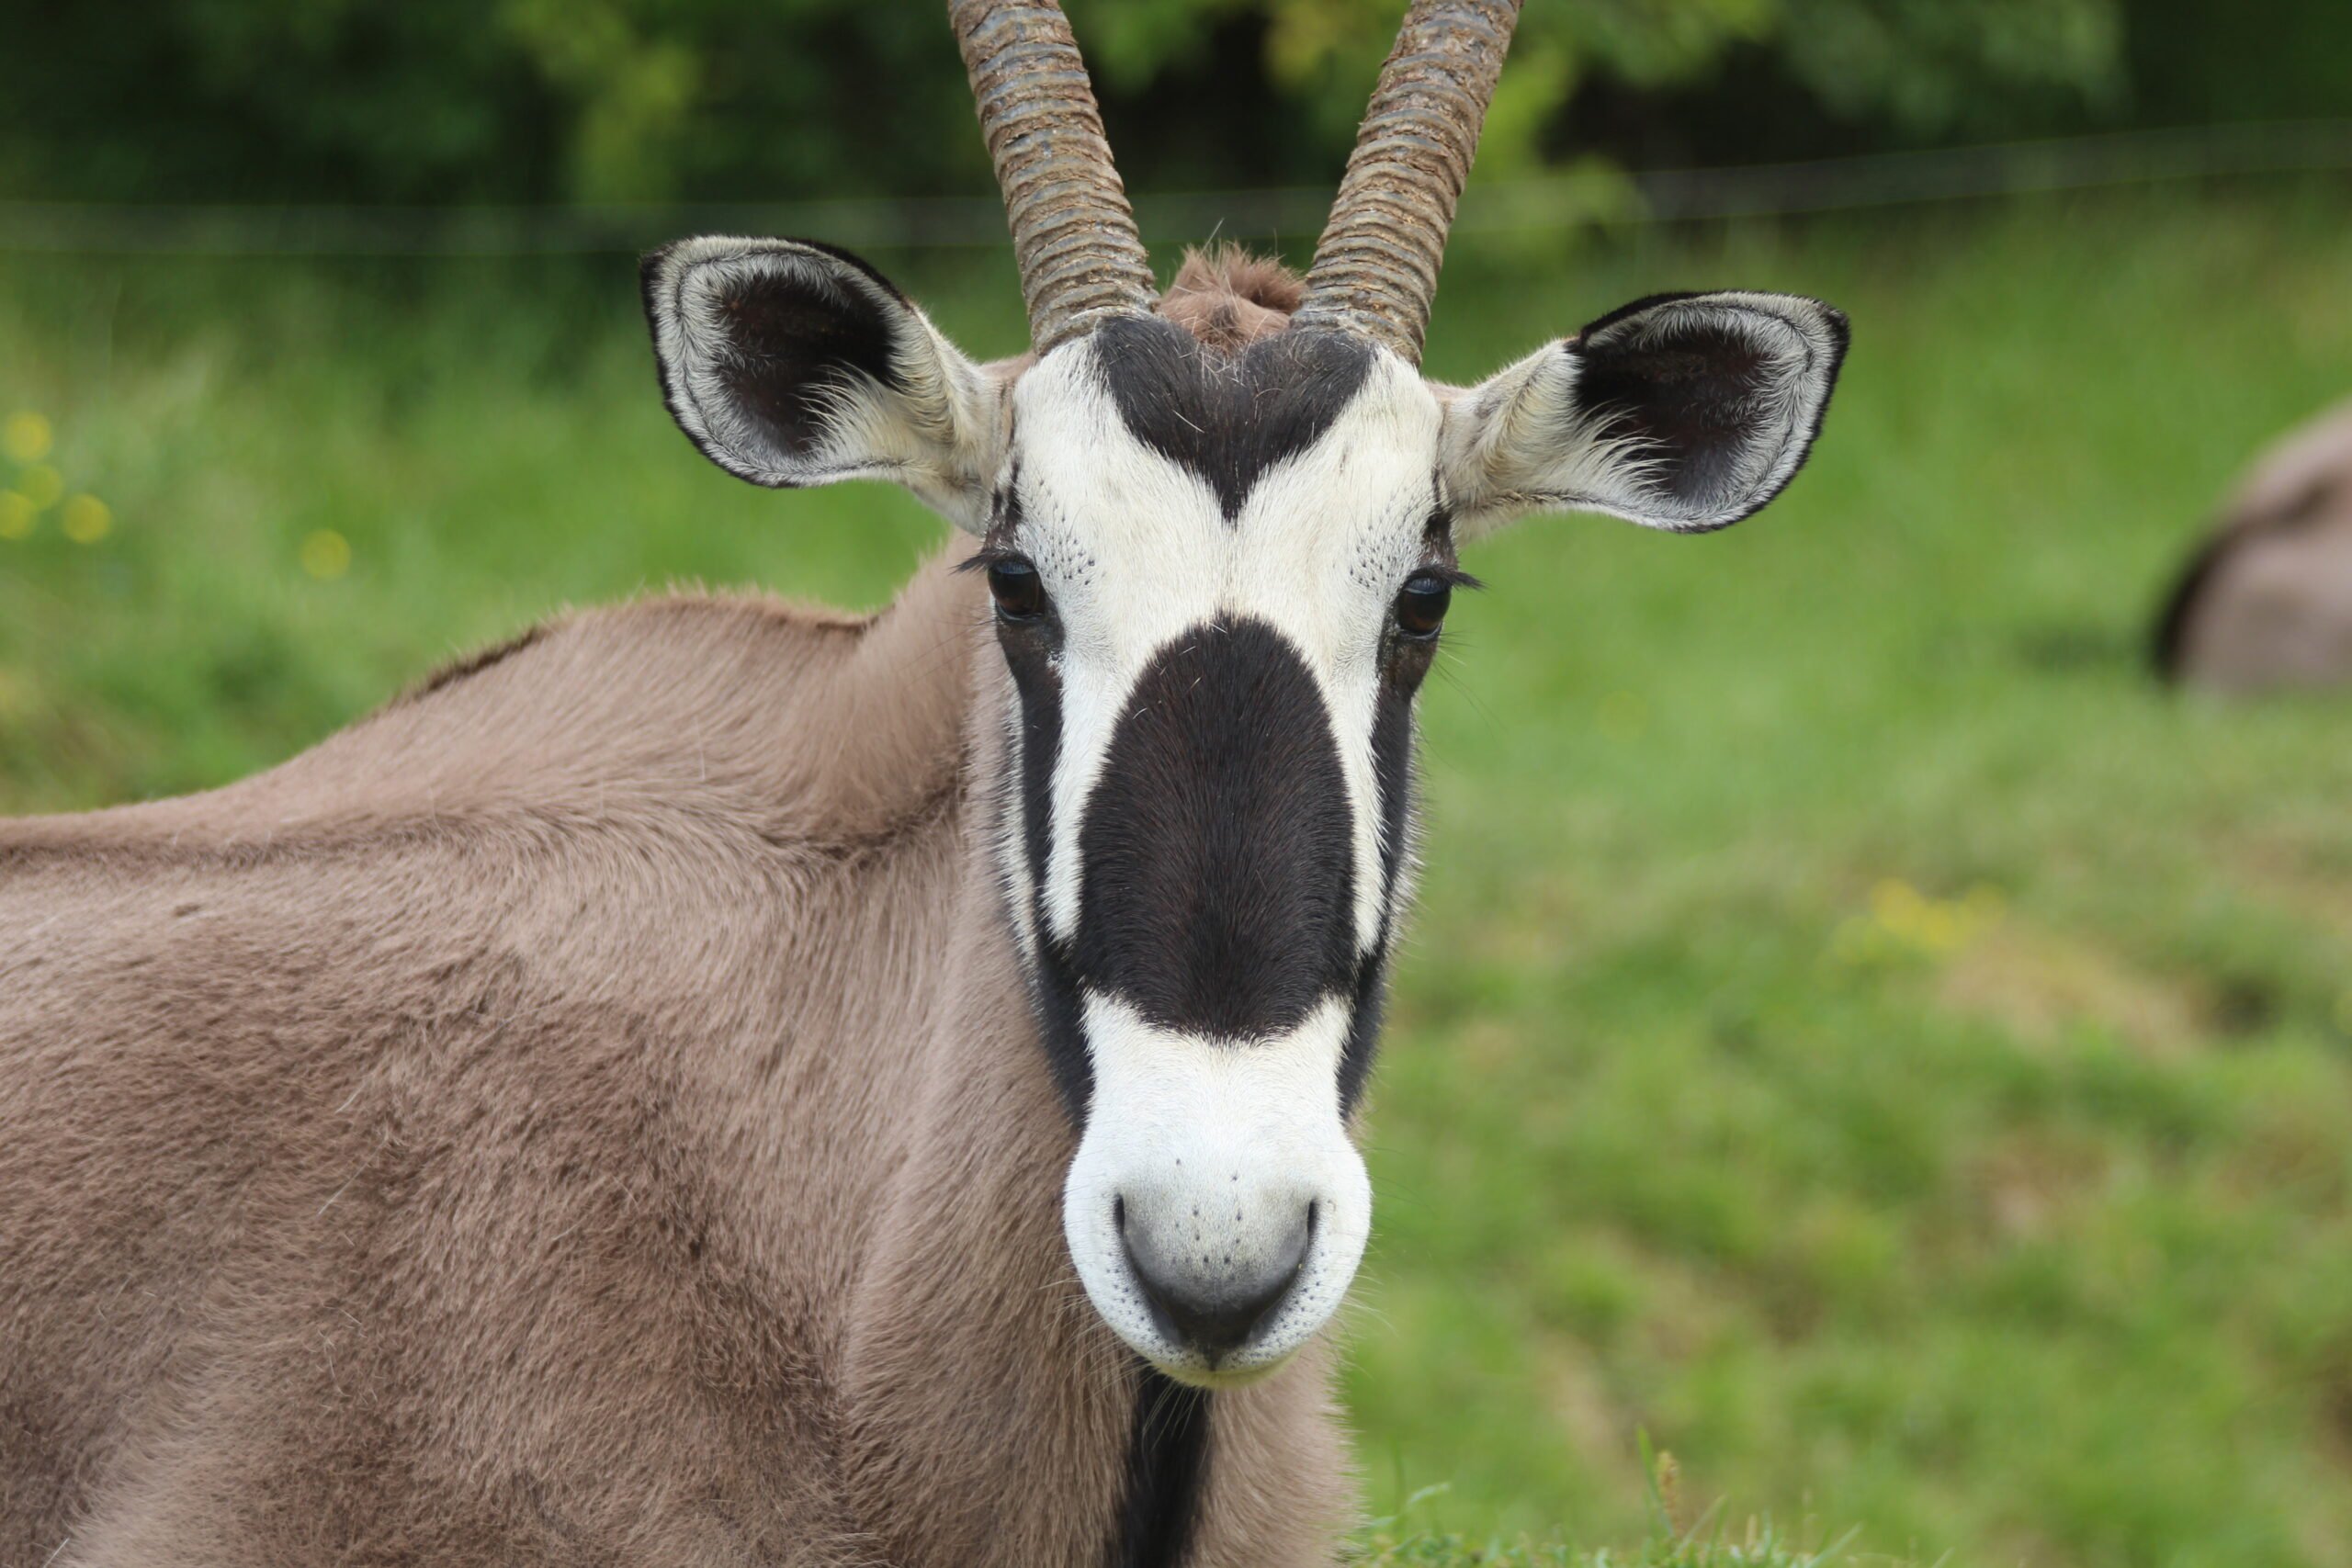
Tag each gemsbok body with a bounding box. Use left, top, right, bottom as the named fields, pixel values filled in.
left=2156, top=396, right=2352, bottom=690
left=0, top=3, right=1847, bottom=1562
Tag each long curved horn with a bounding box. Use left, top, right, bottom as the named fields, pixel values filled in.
left=950, top=0, right=1157, bottom=353
left=1294, top=0, right=1522, bottom=364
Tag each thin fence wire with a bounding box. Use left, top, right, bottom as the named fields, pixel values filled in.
left=2, top=120, right=2347, bottom=258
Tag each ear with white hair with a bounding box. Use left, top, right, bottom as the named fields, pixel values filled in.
left=640, top=236, right=1007, bottom=534
left=1439, top=290, right=1849, bottom=537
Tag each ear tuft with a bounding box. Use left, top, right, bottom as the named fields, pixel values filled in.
left=1442, top=290, right=1849, bottom=536
left=640, top=236, right=1001, bottom=529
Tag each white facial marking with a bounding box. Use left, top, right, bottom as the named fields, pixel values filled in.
left=996, top=332, right=1447, bottom=1381
left=1061, top=992, right=1373, bottom=1385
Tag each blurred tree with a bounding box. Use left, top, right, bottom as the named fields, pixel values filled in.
left=0, top=0, right=2329, bottom=208
left=1772, top=0, right=2122, bottom=137
left=2120, top=0, right=2350, bottom=128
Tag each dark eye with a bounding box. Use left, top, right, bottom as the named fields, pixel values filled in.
left=988, top=558, right=1047, bottom=623
left=1394, top=572, right=1453, bottom=639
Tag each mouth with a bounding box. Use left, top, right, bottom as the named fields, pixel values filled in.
left=1113, top=1301, right=1316, bottom=1391
left=1149, top=1352, right=1295, bottom=1391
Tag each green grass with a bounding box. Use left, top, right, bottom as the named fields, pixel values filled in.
left=1349, top=1449, right=1910, bottom=1566
left=6, top=190, right=2352, bottom=1567
left=1351, top=1519, right=1878, bottom=1567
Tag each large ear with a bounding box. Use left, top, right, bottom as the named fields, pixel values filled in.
left=1439, top=291, right=1849, bottom=536
left=640, top=236, right=1006, bottom=534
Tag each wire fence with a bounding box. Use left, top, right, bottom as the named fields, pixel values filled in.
left=3, top=120, right=2348, bottom=258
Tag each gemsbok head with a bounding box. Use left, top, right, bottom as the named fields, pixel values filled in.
left=643, top=0, right=1847, bottom=1387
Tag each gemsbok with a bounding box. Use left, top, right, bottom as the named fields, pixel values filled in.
left=2155, top=396, right=2352, bottom=690
left=0, top=1, right=1848, bottom=1562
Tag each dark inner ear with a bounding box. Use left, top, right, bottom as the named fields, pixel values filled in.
left=1572, top=294, right=1777, bottom=511
left=718, top=268, right=900, bottom=456
left=645, top=244, right=906, bottom=462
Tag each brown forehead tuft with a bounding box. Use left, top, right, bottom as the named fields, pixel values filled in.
left=1155, top=245, right=1304, bottom=355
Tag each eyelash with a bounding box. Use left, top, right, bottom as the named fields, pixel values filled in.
left=1408, top=565, right=1484, bottom=592
left=956, top=544, right=1026, bottom=575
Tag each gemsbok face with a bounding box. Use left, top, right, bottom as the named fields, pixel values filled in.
left=641, top=0, right=1846, bottom=1387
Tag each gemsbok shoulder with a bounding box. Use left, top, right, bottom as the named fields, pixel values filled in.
left=0, top=2, right=1848, bottom=1562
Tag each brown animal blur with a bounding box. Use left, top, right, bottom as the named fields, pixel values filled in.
left=2157, top=397, right=2352, bottom=690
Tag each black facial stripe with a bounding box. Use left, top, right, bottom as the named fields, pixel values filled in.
left=1069, top=619, right=1358, bottom=1041
left=1014, top=659, right=1093, bottom=1116
left=1339, top=676, right=1417, bottom=1114
left=1370, top=682, right=1415, bottom=906
left=1112, top=1365, right=1211, bottom=1568
left=1338, top=939, right=1390, bottom=1119
left=1092, top=317, right=1375, bottom=522
left=1012, top=649, right=1058, bottom=890
left=1031, top=940, right=1093, bottom=1123
left=994, top=536, right=1098, bottom=1122
left=1423, top=492, right=1456, bottom=555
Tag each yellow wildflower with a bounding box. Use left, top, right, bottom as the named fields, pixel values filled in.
left=1, top=412, right=51, bottom=464
left=61, top=494, right=112, bottom=544
left=300, top=529, right=353, bottom=580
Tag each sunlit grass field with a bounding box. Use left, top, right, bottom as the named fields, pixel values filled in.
left=6, top=191, right=2352, bottom=1567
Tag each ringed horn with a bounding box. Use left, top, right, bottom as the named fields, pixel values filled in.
left=1295, top=0, right=1524, bottom=364
left=950, top=0, right=1158, bottom=354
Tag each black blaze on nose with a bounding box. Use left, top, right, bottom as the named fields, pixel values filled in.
left=1072, top=620, right=1357, bottom=1040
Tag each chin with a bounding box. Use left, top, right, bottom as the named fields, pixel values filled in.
left=1146, top=1350, right=1296, bottom=1392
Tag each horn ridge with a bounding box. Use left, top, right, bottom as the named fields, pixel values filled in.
left=951, top=0, right=1158, bottom=353
left=1295, top=0, right=1523, bottom=364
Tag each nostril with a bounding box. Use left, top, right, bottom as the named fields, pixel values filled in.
left=1120, top=1199, right=1315, bottom=1360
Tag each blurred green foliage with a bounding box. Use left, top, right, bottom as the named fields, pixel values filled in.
left=6, top=0, right=2341, bottom=209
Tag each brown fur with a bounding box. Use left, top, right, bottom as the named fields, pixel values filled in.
left=2157, top=397, right=2352, bottom=690
left=1155, top=246, right=1306, bottom=354
left=0, top=554, right=1353, bottom=1565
